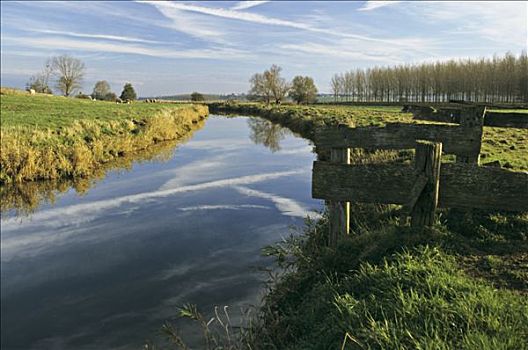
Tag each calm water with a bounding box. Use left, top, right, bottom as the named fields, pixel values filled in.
left=0, top=116, right=322, bottom=350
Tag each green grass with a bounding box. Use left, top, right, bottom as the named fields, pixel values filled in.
left=488, top=109, right=528, bottom=114
left=248, top=208, right=528, bottom=350
left=1, top=93, right=191, bottom=129
left=209, top=102, right=528, bottom=171
left=157, top=208, right=528, bottom=350
left=0, top=90, right=208, bottom=184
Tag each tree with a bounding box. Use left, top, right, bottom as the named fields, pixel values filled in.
left=247, top=118, right=288, bottom=152
left=289, top=76, right=318, bottom=104
left=249, top=73, right=271, bottom=104
left=190, top=92, right=205, bottom=101
left=26, top=61, right=53, bottom=94
left=50, top=55, right=85, bottom=96
left=249, top=65, right=290, bottom=104
left=120, top=83, right=137, bottom=101
left=330, top=74, right=342, bottom=102
left=92, top=80, right=111, bottom=100
left=265, top=65, right=290, bottom=104
left=104, top=92, right=118, bottom=102
left=329, top=51, right=525, bottom=103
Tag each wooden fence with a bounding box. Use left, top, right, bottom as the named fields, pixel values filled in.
left=407, top=105, right=528, bottom=129
left=311, top=106, right=528, bottom=245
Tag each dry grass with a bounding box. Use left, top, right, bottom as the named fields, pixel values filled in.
left=0, top=91, right=208, bottom=184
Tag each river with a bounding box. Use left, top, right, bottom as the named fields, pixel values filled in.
left=0, top=115, right=323, bottom=349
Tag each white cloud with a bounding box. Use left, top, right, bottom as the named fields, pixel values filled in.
left=1, top=36, right=250, bottom=59
left=1, top=169, right=305, bottom=233
left=1, top=169, right=310, bottom=260
left=411, top=1, right=527, bottom=47
left=178, top=204, right=270, bottom=211
left=234, top=186, right=321, bottom=219
left=231, top=1, right=270, bottom=11
left=147, top=2, right=227, bottom=43
left=35, top=29, right=161, bottom=44
left=358, top=1, right=402, bottom=12
left=140, top=1, right=427, bottom=50
left=280, top=43, right=403, bottom=63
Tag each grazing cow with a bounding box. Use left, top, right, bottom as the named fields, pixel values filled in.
left=29, top=89, right=36, bottom=95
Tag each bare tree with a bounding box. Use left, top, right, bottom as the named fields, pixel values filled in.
left=92, top=80, right=111, bottom=100
left=343, top=71, right=354, bottom=102
left=249, top=65, right=290, bottom=104
left=249, top=73, right=271, bottom=104
left=330, top=73, right=342, bottom=102
left=50, top=55, right=85, bottom=96
left=265, top=65, right=290, bottom=104
left=330, top=51, right=526, bottom=103
left=26, top=60, right=53, bottom=94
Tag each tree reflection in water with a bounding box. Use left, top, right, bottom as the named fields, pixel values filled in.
left=247, top=118, right=290, bottom=152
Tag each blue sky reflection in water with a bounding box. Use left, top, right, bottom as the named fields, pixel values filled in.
left=0, top=116, right=323, bottom=349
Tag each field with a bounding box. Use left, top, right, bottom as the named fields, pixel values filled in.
left=0, top=89, right=208, bottom=183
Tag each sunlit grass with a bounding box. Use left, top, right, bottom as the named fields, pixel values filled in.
left=0, top=92, right=208, bottom=183
left=210, top=102, right=528, bottom=171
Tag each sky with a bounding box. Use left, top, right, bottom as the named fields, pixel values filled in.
left=1, top=1, right=527, bottom=96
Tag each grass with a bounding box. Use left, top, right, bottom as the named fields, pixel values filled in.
left=155, top=207, right=527, bottom=350
left=209, top=102, right=528, bottom=171
left=0, top=89, right=208, bottom=184
left=149, top=101, right=528, bottom=349
left=488, top=109, right=528, bottom=114
left=0, top=132, right=205, bottom=214
left=248, top=206, right=528, bottom=350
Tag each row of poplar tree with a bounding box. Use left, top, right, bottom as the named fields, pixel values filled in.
left=330, top=51, right=527, bottom=104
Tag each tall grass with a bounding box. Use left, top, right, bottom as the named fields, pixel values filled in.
left=0, top=131, right=205, bottom=213
left=0, top=93, right=208, bottom=183
left=248, top=210, right=528, bottom=350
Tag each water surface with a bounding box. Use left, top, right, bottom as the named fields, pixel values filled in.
left=1, top=116, right=322, bottom=349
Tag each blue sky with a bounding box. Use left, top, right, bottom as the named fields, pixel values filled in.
left=1, top=1, right=526, bottom=96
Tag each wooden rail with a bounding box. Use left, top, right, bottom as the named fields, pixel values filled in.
left=408, top=105, right=528, bottom=129
left=312, top=106, right=527, bottom=244
left=313, top=158, right=528, bottom=211
left=316, top=106, right=485, bottom=164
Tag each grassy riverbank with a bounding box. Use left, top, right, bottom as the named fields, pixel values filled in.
left=0, top=90, right=208, bottom=183
left=209, top=102, right=528, bottom=170
left=159, top=101, right=528, bottom=349
left=251, top=210, right=528, bottom=349
left=161, top=208, right=527, bottom=349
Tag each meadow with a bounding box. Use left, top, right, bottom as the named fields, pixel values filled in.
left=0, top=89, right=208, bottom=183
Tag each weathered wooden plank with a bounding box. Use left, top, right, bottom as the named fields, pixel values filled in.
left=411, top=141, right=442, bottom=228
left=315, top=123, right=481, bottom=156
left=413, top=112, right=456, bottom=124
left=456, top=107, right=484, bottom=164
left=328, top=148, right=350, bottom=246
left=414, top=110, right=528, bottom=129
left=484, top=112, right=528, bottom=129
left=438, top=164, right=528, bottom=211
left=312, top=161, right=416, bottom=204
left=313, top=161, right=528, bottom=212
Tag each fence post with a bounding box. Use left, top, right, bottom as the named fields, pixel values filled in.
left=328, top=147, right=350, bottom=246
left=411, top=141, right=442, bottom=229
left=456, top=106, right=485, bottom=165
